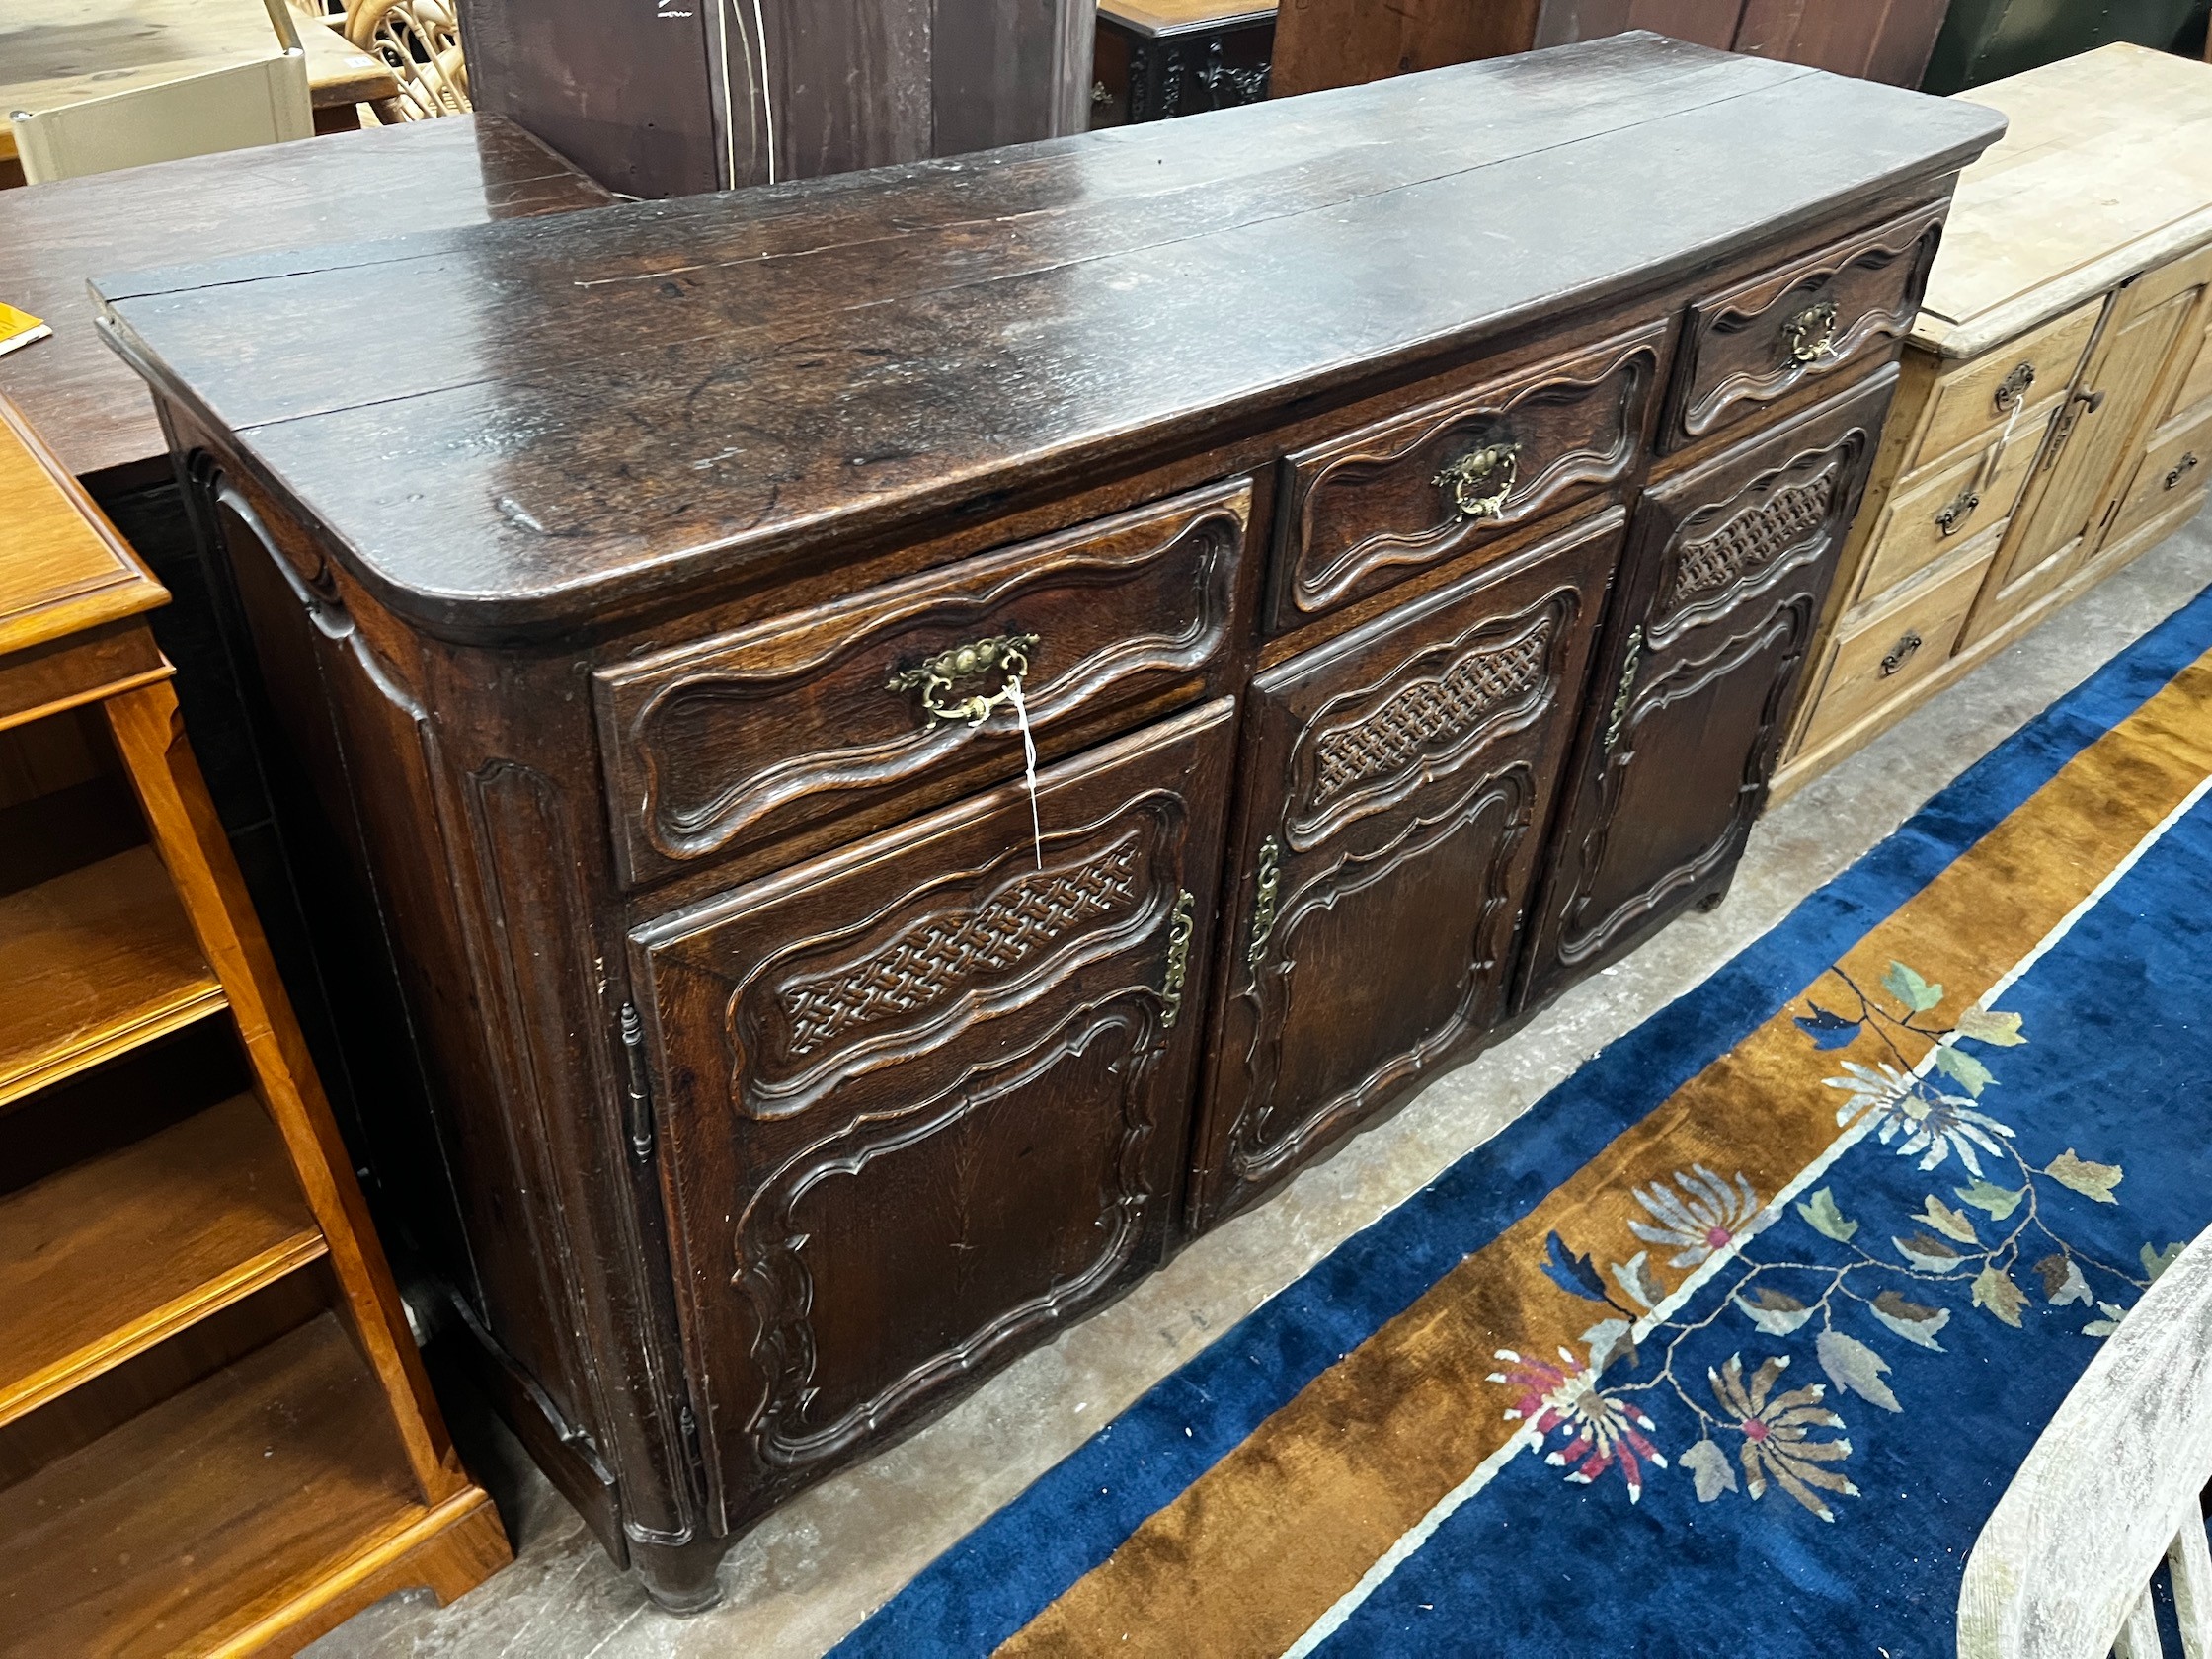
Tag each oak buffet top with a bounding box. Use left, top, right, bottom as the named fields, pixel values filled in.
left=0, top=396, right=165, bottom=661
left=0, top=114, right=613, bottom=487
left=92, top=32, right=2003, bottom=643
left=1918, top=43, right=2212, bottom=359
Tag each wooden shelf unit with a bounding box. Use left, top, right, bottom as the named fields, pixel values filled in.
left=0, top=393, right=508, bottom=1652
left=0, top=844, right=226, bottom=1107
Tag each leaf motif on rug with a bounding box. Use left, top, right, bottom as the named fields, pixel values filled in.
left=1492, top=969, right=2158, bottom=1521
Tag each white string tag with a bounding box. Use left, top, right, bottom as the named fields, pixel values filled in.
left=1005, top=672, right=1043, bottom=870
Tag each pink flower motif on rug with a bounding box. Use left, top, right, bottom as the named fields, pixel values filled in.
left=1489, top=1347, right=1666, bottom=1501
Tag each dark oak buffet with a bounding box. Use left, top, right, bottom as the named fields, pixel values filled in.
left=91, top=35, right=2005, bottom=1608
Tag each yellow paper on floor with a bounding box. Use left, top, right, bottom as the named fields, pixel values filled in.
left=0, top=302, right=52, bottom=358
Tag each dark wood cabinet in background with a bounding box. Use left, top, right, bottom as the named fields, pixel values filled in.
left=1271, top=1, right=1954, bottom=103
left=96, top=37, right=2002, bottom=1609
left=456, top=0, right=1093, bottom=197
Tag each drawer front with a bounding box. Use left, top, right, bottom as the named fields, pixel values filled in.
left=2106, top=403, right=2212, bottom=551
left=1192, top=508, right=1623, bottom=1229
left=1667, top=201, right=1944, bottom=449
left=1270, top=319, right=1668, bottom=628
left=1912, top=297, right=2100, bottom=470
left=595, top=480, right=1247, bottom=888
left=1797, top=534, right=1994, bottom=756
left=1858, top=416, right=2041, bottom=602
left=1520, top=367, right=1896, bottom=1008
left=633, top=700, right=1233, bottom=1520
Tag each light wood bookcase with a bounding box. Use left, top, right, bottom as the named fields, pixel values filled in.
left=0, top=393, right=508, bottom=1654
left=1776, top=43, right=2212, bottom=798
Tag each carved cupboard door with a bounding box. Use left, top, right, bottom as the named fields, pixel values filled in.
left=1517, top=368, right=1897, bottom=1011
left=629, top=699, right=1233, bottom=1531
left=1187, top=510, right=1624, bottom=1230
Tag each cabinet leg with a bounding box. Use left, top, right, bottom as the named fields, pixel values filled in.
left=631, top=1534, right=728, bottom=1615
left=1697, top=887, right=1729, bottom=913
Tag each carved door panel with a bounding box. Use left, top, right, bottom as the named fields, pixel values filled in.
left=1517, top=367, right=1897, bottom=1012
left=1187, top=510, right=1624, bottom=1231
left=630, top=698, right=1234, bottom=1530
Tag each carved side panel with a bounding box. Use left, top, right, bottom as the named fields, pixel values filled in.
left=1520, top=368, right=1899, bottom=1010
left=594, top=479, right=1247, bottom=887
left=1272, top=319, right=1667, bottom=627
left=1188, top=510, right=1625, bottom=1231
left=634, top=700, right=1233, bottom=1514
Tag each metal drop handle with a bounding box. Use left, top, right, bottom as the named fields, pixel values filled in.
left=1434, top=440, right=1521, bottom=520
left=1880, top=632, right=1923, bottom=677
left=887, top=631, right=1041, bottom=728
left=1781, top=299, right=1839, bottom=367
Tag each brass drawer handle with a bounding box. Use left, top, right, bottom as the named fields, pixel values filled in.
left=1781, top=299, right=1840, bottom=367
left=1602, top=627, right=1643, bottom=755
left=1246, top=835, right=1282, bottom=967
left=887, top=630, right=1041, bottom=728
left=1434, top=440, right=1521, bottom=520
left=1160, top=889, right=1196, bottom=1028
left=1993, top=360, right=2036, bottom=413
left=2167, top=452, right=2200, bottom=491
left=1934, top=487, right=1980, bottom=538
left=1880, top=631, right=1923, bottom=677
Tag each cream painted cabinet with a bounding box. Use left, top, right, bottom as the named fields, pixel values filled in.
left=1777, top=44, right=2212, bottom=796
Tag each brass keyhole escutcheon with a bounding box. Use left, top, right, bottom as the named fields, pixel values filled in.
left=1434, top=440, right=1521, bottom=520
left=1781, top=299, right=1840, bottom=367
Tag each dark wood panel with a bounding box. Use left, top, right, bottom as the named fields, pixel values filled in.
left=1271, top=0, right=1542, bottom=98
left=1518, top=367, right=1897, bottom=1009
left=0, top=114, right=613, bottom=486
left=634, top=699, right=1234, bottom=1530
left=1273, top=318, right=1667, bottom=627
left=92, top=42, right=2003, bottom=640
left=1192, top=510, right=1622, bottom=1227
left=595, top=479, right=1248, bottom=888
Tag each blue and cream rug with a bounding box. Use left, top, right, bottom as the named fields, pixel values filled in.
left=837, top=579, right=2212, bottom=1659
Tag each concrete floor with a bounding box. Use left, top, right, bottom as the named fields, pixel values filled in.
left=311, top=506, right=2212, bottom=1659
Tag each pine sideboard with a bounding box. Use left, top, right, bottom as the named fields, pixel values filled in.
left=93, top=34, right=2003, bottom=1607
left=1776, top=42, right=2212, bottom=797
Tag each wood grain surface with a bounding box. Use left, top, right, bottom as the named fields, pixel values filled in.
left=0, top=1312, right=430, bottom=1658
left=0, top=1090, right=323, bottom=1428
left=0, top=113, right=613, bottom=484
left=0, top=398, right=165, bottom=655
left=0, top=844, right=226, bottom=1108
left=95, top=36, right=2003, bottom=638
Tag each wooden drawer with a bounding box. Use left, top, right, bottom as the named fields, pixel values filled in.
left=1667, top=200, right=1945, bottom=449
left=594, top=480, right=1247, bottom=888
left=1911, top=297, right=2101, bottom=471
left=2106, top=402, right=2212, bottom=552
left=1269, top=318, right=1667, bottom=628
left=630, top=699, right=1233, bottom=1502
left=1796, top=533, right=1995, bottom=757
left=1856, top=416, right=2042, bottom=604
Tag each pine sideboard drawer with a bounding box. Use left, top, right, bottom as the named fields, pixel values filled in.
left=1667, top=200, right=1946, bottom=450
left=1910, top=296, right=2100, bottom=471
left=2106, top=402, right=2212, bottom=551
left=594, top=480, right=1248, bottom=888
left=1856, top=416, right=2041, bottom=605
left=1797, top=532, right=1995, bottom=756
left=1268, top=317, right=1668, bottom=629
